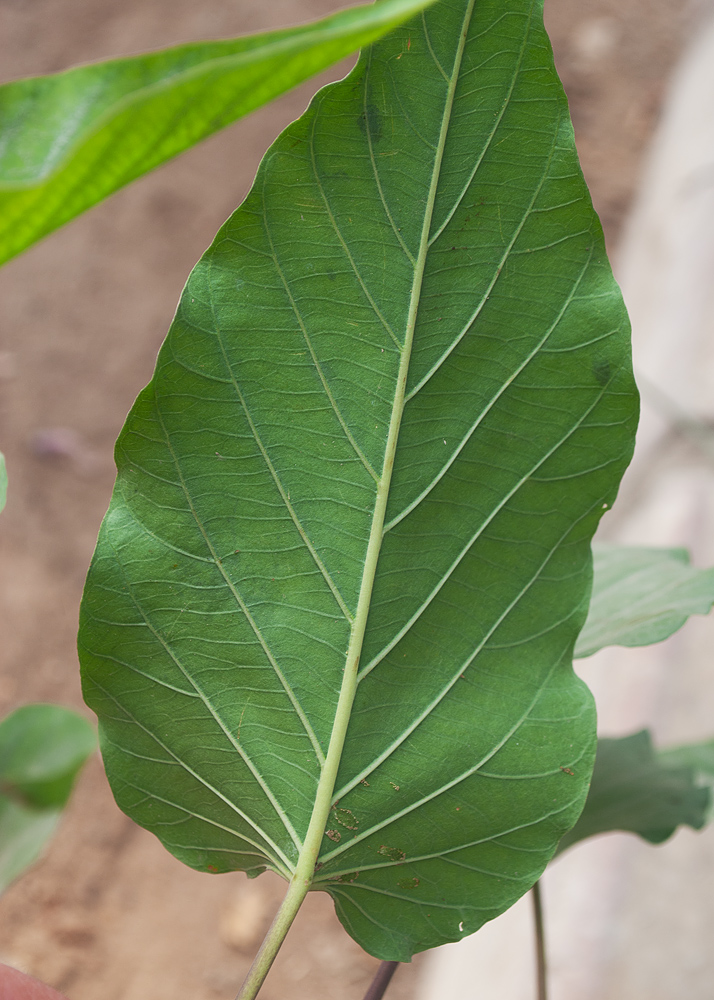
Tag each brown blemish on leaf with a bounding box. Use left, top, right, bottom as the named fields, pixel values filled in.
left=333, top=807, right=359, bottom=830
left=378, top=845, right=406, bottom=863
left=326, top=829, right=341, bottom=843
left=397, top=877, right=419, bottom=890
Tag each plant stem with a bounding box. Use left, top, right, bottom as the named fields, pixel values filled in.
left=235, top=7, right=480, bottom=995
left=234, top=875, right=309, bottom=1000
left=531, top=880, right=548, bottom=1000
left=362, top=961, right=400, bottom=1000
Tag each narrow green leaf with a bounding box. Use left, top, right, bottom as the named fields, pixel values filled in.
left=79, top=0, right=637, bottom=961
left=557, top=731, right=711, bottom=854
left=0, top=452, right=6, bottom=514
left=0, top=705, right=96, bottom=893
left=0, top=0, right=435, bottom=267
left=575, top=544, right=714, bottom=659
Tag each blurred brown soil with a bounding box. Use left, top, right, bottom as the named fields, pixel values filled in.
left=0, top=0, right=695, bottom=997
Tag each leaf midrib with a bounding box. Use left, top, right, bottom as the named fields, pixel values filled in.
left=293, top=0, right=479, bottom=885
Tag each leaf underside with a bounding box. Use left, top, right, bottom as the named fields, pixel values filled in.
left=576, top=544, right=714, bottom=659
left=79, top=0, right=637, bottom=961
left=0, top=0, right=433, bottom=266
left=557, top=731, right=711, bottom=853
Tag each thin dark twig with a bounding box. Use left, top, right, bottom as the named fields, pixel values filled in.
left=532, top=880, right=548, bottom=1000
left=362, top=961, right=400, bottom=1000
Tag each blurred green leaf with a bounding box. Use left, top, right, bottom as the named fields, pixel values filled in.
left=557, top=730, right=711, bottom=854
left=0, top=452, right=6, bottom=514
left=0, top=800, right=60, bottom=897
left=0, top=0, right=435, bottom=266
left=575, top=544, right=714, bottom=658
left=0, top=705, right=96, bottom=893
left=659, top=739, right=714, bottom=781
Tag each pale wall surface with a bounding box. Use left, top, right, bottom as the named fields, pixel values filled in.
left=419, top=7, right=714, bottom=998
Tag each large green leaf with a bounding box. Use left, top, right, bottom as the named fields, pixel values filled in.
left=79, top=0, right=637, bottom=962
left=556, top=731, right=711, bottom=853
left=575, top=544, right=714, bottom=659
left=0, top=0, right=434, bottom=266
left=0, top=705, right=96, bottom=894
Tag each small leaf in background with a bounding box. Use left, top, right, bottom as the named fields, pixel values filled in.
left=0, top=452, right=6, bottom=513
left=657, top=739, right=714, bottom=846
left=575, top=544, right=714, bottom=658
left=0, top=0, right=434, bottom=267
left=80, top=0, right=637, bottom=961
left=659, top=740, right=714, bottom=783
left=556, top=730, right=711, bottom=854
left=0, top=704, right=96, bottom=893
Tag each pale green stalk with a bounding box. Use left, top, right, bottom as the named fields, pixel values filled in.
left=234, top=5, right=474, bottom=995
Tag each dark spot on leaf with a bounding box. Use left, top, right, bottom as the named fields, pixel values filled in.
left=560, top=766, right=575, bottom=776
left=358, top=102, right=383, bottom=141
left=593, top=358, right=611, bottom=386
left=397, top=877, right=419, bottom=890
left=337, top=871, right=360, bottom=883
left=206, top=864, right=219, bottom=873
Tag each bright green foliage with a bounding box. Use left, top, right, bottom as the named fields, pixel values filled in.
left=0, top=0, right=434, bottom=266
left=79, top=0, right=637, bottom=961
left=575, top=544, right=714, bottom=659
left=557, top=730, right=711, bottom=853
left=0, top=704, right=96, bottom=893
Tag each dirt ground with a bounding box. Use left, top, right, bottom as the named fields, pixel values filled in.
left=0, top=0, right=700, bottom=998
